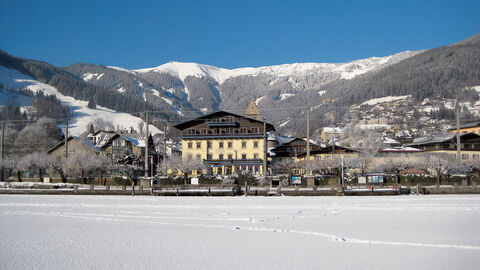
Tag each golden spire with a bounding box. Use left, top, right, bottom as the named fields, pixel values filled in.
left=244, top=98, right=262, bottom=120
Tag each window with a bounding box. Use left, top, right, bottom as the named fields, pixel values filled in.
left=251, top=127, right=259, bottom=133
left=219, top=142, right=224, bottom=148
left=228, top=142, right=233, bottom=148
left=201, top=128, right=208, bottom=134
left=241, top=154, right=247, bottom=159
left=240, top=127, right=247, bottom=133
left=219, top=154, right=224, bottom=160
left=473, top=154, right=479, bottom=160
left=187, top=142, right=193, bottom=149
left=462, top=154, right=469, bottom=160
left=207, top=154, right=212, bottom=160
left=228, top=154, right=233, bottom=159
left=187, top=128, right=196, bottom=135
left=253, top=141, right=259, bottom=148
left=196, top=142, right=201, bottom=149
left=242, top=141, right=247, bottom=148
left=196, top=154, right=201, bottom=160
left=207, top=141, right=212, bottom=148
left=254, top=153, right=259, bottom=159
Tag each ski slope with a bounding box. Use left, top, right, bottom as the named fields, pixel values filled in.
left=0, top=65, right=161, bottom=135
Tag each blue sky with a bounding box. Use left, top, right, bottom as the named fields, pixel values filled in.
left=1, top=0, right=479, bottom=69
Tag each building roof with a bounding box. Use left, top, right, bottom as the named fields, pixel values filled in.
left=448, top=120, right=480, bottom=131
left=378, top=146, right=423, bottom=153
left=173, top=110, right=275, bottom=131
left=409, top=132, right=480, bottom=146
left=47, top=137, right=99, bottom=154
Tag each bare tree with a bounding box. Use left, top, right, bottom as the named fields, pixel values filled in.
left=340, top=124, right=383, bottom=176
left=423, top=153, right=456, bottom=185
left=17, top=152, right=50, bottom=182
left=47, top=156, right=68, bottom=183
left=274, top=158, right=297, bottom=184
left=137, top=121, right=145, bottom=133
left=113, top=154, right=144, bottom=195
left=14, top=117, right=62, bottom=155
left=66, top=149, right=109, bottom=184
left=94, top=118, right=114, bottom=131
left=168, top=154, right=205, bottom=185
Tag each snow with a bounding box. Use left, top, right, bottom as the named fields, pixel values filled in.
left=82, top=73, right=104, bottom=81
left=131, top=51, right=420, bottom=85
left=0, top=66, right=162, bottom=135
left=116, top=87, right=125, bottom=93
left=107, top=65, right=136, bottom=75
left=255, top=96, right=265, bottom=105
left=1, top=195, right=479, bottom=270
left=361, top=95, right=411, bottom=106
left=160, top=96, right=173, bottom=105
left=279, top=93, right=295, bottom=100
left=279, top=120, right=289, bottom=127
left=150, top=89, right=161, bottom=97
left=318, top=90, right=326, bottom=96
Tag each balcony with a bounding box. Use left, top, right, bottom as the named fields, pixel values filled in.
left=207, top=120, right=238, bottom=127
left=203, top=158, right=263, bottom=165
left=183, top=133, right=263, bottom=140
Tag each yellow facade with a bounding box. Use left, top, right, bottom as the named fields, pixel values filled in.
left=449, top=127, right=480, bottom=135
left=182, top=138, right=265, bottom=175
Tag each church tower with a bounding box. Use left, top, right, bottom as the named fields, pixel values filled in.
left=244, top=98, right=262, bottom=120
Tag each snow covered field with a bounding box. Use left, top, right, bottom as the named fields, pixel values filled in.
left=1, top=195, right=479, bottom=270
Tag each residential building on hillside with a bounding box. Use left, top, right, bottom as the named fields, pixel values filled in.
left=448, top=120, right=480, bottom=135
left=320, top=127, right=342, bottom=144
left=296, top=145, right=358, bottom=162
left=408, top=133, right=480, bottom=161
left=174, top=109, right=275, bottom=175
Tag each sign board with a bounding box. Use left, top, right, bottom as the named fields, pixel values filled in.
left=358, top=176, right=366, bottom=184
left=190, top=177, right=199, bottom=185
left=367, top=175, right=384, bottom=183
left=291, top=176, right=302, bottom=185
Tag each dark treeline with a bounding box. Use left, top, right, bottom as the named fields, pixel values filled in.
left=325, top=39, right=480, bottom=108
left=0, top=50, right=171, bottom=125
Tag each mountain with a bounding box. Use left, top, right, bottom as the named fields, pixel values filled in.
left=61, top=50, right=420, bottom=132
left=0, top=53, right=162, bottom=136
left=1, top=33, right=479, bottom=137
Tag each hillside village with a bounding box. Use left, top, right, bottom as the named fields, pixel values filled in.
left=1, top=95, right=480, bottom=189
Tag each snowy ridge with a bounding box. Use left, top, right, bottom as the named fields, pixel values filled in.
left=0, top=66, right=161, bottom=135
left=130, top=51, right=420, bottom=85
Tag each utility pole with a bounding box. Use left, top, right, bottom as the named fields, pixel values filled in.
left=306, top=108, right=310, bottom=165
left=1, top=121, right=4, bottom=181
left=456, top=101, right=461, bottom=165
left=145, top=113, right=149, bottom=177
left=163, top=121, right=167, bottom=176
left=263, top=118, right=267, bottom=176
left=65, top=121, right=69, bottom=159
left=341, top=155, right=344, bottom=186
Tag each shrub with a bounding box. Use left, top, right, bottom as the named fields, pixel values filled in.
left=232, top=171, right=258, bottom=186
left=199, top=174, right=222, bottom=185
left=113, top=176, right=130, bottom=186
